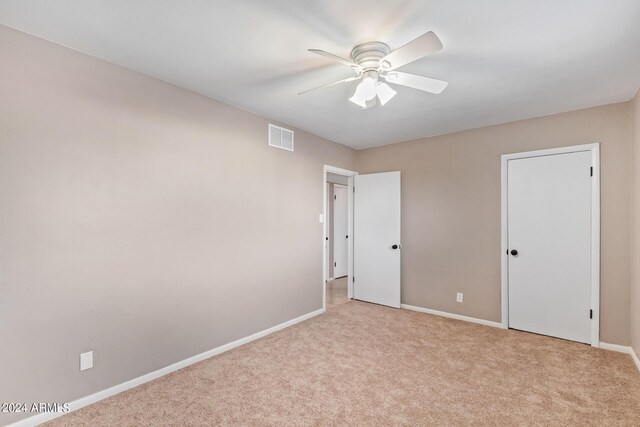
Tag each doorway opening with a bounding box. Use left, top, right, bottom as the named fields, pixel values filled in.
left=323, top=165, right=357, bottom=311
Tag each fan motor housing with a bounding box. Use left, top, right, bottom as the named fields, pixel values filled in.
left=350, top=41, right=390, bottom=72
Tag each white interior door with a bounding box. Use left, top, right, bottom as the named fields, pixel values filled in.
left=353, top=172, right=401, bottom=308
left=325, top=183, right=330, bottom=280
left=507, top=151, right=592, bottom=343
left=333, top=185, right=348, bottom=278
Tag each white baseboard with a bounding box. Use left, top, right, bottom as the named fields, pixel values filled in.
left=599, top=342, right=640, bottom=373
left=400, top=306, right=640, bottom=373
left=401, top=304, right=505, bottom=329
left=9, top=308, right=324, bottom=427
left=633, top=347, right=640, bottom=372
left=599, top=342, right=631, bottom=353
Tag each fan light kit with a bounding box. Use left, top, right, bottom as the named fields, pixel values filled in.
left=300, top=31, right=448, bottom=109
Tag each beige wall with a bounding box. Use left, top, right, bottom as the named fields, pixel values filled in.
left=0, top=26, right=356, bottom=425
left=632, top=89, right=640, bottom=356
left=356, top=103, right=633, bottom=345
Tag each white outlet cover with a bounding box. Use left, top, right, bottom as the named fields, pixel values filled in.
left=456, top=293, right=464, bottom=303
left=80, top=351, right=93, bottom=371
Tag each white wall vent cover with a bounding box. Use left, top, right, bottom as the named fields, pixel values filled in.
left=268, top=124, right=294, bottom=151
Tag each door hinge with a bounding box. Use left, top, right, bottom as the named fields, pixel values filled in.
left=353, top=186, right=355, bottom=193
left=590, top=166, right=593, bottom=177
left=334, top=262, right=336, bottom=267
left=590, top=309, right=593, bottom=319
left=353, top=276, right=355, bottom=282
left=334, top=195, right=337, bottom=200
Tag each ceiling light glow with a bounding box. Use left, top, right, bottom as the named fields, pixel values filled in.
left=349, top=73, right=379, bottom=108
left=358, top=76, right=377, bottom=101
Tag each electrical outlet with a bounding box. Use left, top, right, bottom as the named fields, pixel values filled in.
left=80, top=351, right=93, bottom=371
left=456, top=292, right=463, bottom=303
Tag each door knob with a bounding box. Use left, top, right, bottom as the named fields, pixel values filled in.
left=392, top=244, right=399, bottom=250
left=510, top=249, right=518, bottom=256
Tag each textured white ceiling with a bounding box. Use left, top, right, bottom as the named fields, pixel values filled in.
left=1, top=0, right=639, bottom=149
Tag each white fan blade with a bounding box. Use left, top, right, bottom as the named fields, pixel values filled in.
left=383, top=72, right=448, bottom=94
left=308, top=49, right=358, bottom=68
left=298, top=76, right=361, bottom=95
left=381, top=31, right=443, bottom=71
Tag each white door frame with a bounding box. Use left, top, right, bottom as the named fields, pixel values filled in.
left=500, top=143, right=600, bottom=346
left=323, top=165, right=357, bottom=312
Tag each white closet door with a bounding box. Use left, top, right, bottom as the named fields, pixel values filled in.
left=507, top=151, right=592, bottom=343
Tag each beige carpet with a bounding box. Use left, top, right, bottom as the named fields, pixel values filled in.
left=326, top=277, right=348, bottom=308
left=46, top=301, right=640, bottom=426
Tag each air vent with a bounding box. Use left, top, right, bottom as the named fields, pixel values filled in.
left=268, top=124, right=294, bottom=152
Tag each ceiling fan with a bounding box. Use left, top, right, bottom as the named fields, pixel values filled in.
left=299, top=31, right=448, bottom=108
